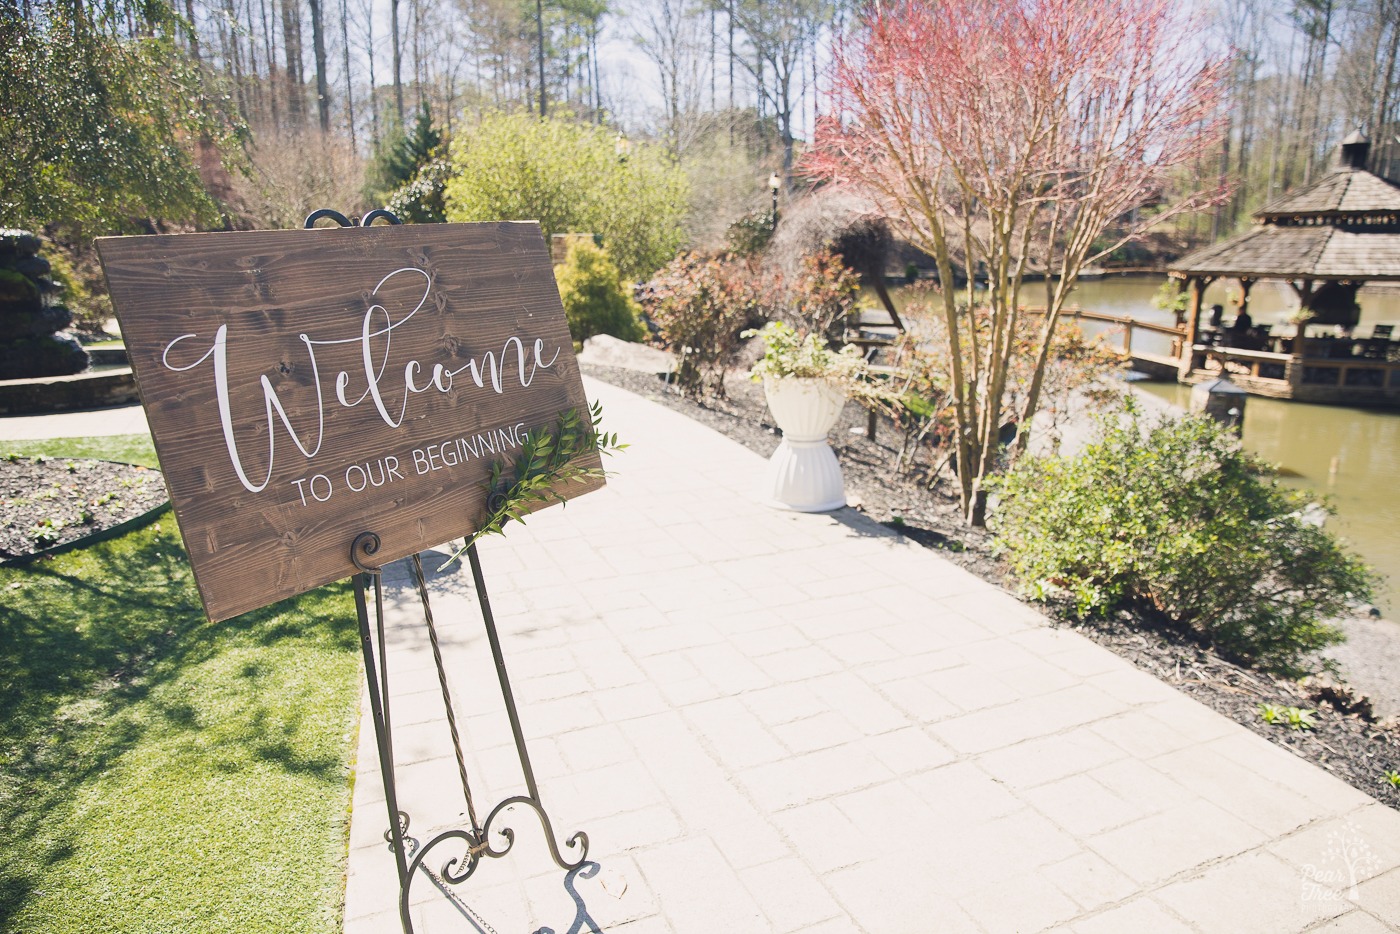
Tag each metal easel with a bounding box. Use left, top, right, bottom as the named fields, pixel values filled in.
left=309, top=210, right=589, bottom=933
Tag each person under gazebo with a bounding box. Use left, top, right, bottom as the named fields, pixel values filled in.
left=1226, top=307, right=1253, bottom=347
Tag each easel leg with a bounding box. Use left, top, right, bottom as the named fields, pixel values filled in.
left=354, top=570, right=416, bottom=934
left=466, top=543, right=589, bottom=869
left=349, top=535, right=587, bottom=933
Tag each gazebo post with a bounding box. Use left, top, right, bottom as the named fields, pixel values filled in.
left=1238, top=277, right=1254, bottom=317
left=1178, top=275, right=1210, bottom=380
left=1287, top=278, right=1316, bottom=393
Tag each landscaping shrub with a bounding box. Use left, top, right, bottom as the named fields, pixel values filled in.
left=725, top=209, right=776, bottom=256
left=444, top=112, right=688, bottom=281
left=554, top=239, right=644, bottom=344
left=365, top=103, right=442, bottom=205
left=385, top=157, right=450, bottom=224
left=785, top=247, right=862, bottom=341
left=643, top=252, right=768, bottom=398
left=988, top=402, right=1375, bottom=672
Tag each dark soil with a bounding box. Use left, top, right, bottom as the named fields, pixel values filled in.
left=0, top=456, right=167, bottom=561
left=582, top=363, right=1400, bottom=809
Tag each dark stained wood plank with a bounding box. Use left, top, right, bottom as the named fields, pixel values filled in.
left=97, top=222, right=603, bottom=622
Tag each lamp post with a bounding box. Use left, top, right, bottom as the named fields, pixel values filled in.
left=769, top=172, right=780, bottom=230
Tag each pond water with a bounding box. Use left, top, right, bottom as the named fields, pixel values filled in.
left=889, top=275, right=1400, bottom=611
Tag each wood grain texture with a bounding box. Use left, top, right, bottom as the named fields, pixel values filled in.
left=97, top=222, right=603, bottom=622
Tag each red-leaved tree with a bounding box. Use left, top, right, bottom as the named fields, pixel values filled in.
left=804, top=0, right=1229, bottom=524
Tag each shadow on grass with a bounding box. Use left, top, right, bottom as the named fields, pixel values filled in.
left=0, top=522, right=359, bottom=929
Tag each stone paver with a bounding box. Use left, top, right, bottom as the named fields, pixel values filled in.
left=336, top=377, right=1400, bottom=934
left=12, top=387, right=1394, bottom=933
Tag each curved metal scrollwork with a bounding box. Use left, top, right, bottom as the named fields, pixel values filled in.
left=350, top=531, right=383, bottom=573
left=398, top=797, right=589, bottom=921
left=303, top=207, right=403, bottom=229
left=360, top=209, right=404, bottom=227
left=304, top=208, right=354, bottom=228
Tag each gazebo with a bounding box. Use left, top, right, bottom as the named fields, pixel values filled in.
left=1169, top=131, right=1400, bottom=405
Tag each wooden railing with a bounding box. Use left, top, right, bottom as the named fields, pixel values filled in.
left=1022, top=306, right=1185, bottom=358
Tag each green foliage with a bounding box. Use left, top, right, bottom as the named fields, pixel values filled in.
left=725, top=209, right=776, bottom=256
left=384, top=157, right=451, bottom=224
left=989, top=402, right=1375, bottom=673
left=0, top=3, right=244, bottom=232
left=553, top=239, right=645, bottom=343
left=444, top=112, right=689, bottom=281
left=441, top=402, right=624, bottom=567
left=2, top=434, right=157, bottom=468
left=40, top=246, right=103, bottom=331
left=0, top=521, right=358, bottom=933
left=1385, top=770, right=1400, bottom=788
left=743, top=320, right=864, bottom=382
left=366, top=104, right=443, bottom=205
left=643, top=252, right=769, bottom=397
left=746, top=321, right=896, bottom=411
left=1152, top=280, right=1190, bottom=316
left=1259, top=704, right=1317, bottom=730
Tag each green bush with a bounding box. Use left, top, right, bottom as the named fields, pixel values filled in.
left=365, top=103, right=442, bottom=204
left=444, top=112, right=689, bottom=281
left=725, top=209, right=775, bottom=256
left=385, top=157, right=451, bottom=224
left=988, top=402, right=1375, bottom=673
left=554, top=239, right=644, bottom=344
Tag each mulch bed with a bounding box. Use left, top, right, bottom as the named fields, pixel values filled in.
left=583, top=363, right=1400, bottom=809
left=0, top=455, right=167, bottom=561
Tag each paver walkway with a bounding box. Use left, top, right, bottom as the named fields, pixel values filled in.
left=342, top=378, right=1400, bottom=934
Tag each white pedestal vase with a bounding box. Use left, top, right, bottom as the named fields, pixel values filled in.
left=761, top=376, right=848, bottom=512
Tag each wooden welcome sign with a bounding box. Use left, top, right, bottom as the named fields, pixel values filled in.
left=97, top=222, right=602, bottom=622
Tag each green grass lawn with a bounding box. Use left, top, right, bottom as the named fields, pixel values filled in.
left=3, top=433, right=158, bottom=468
left=0, top=436, right=362, bottom=933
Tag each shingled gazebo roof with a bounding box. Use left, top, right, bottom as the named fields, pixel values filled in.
left=1255, top=165, right=1400, bottom=219
left=1171, top=132, right=1400, bottom=281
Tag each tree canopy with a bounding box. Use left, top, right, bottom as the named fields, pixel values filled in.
left=444, top=112, right=688, bottom=281
left=0, top=2, right=242, bottom=233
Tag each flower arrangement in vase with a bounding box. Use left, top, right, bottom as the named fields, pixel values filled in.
left=745, top=321, right=884, bottom=512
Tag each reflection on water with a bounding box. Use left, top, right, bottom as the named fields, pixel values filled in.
left=889, top=275, right=1400, bottom=610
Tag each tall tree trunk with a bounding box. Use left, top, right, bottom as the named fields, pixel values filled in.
left=390, top=0, right=404, bottom=125
left=727, top=0, right=734, bottom=144
left=1212, top=107, right=1232, bottom=240
left=261, top=0, right=280, bottom=128
left=1374, top=9, right=1400, bottom=171
left=183, top=0, right=201, bottom=61
left=340, top=0, right=355, bottom=148
left=535, top=0, right=546, bottom=117
left=591, top=23, right=600, bottom=121
left=1304, top=0, right=1333, bottom=182
left=366, top=0, right=379, bottom=142
left=308, top=0, right=329, bottom=132
left=710, top=4, right=717, bottom=111
left=280, top=0, right=304, bottom=126
left=412, top=0, right=423, bottom=114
